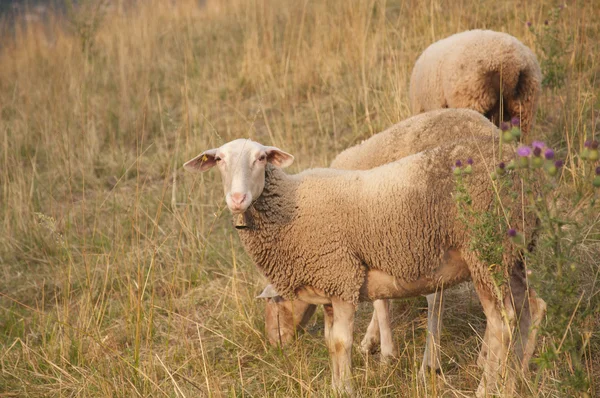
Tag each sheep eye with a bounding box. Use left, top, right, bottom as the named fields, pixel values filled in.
left=215, top=156, right=222, bottom=162
left=258, top=154, right=266, bottom=161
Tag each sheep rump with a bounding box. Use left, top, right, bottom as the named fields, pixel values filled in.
left=409, top=29, right=542, bottom=137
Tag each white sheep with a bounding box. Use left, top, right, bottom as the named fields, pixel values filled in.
left=184, top=128, right=541, bottom=396
left=410, top=29, right=542, bottom=138
left=258, top=108, right=545, bottom=375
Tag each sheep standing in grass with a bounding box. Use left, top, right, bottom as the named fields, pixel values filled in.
left=410, top=29, right=542, bottom=138
left=260, top=109, right=496, bottom=368
left=184, top=130, right=541, bottom=396
left=260, top=108, right=546, bottom=375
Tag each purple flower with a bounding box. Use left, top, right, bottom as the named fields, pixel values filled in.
left=526, top=21, right=532, bottom=27
left=544, top=148, right=555, bottom=160
left=498, top=162, right=505, bottom=169
left=517, top=146, right=532, bottom=157
left=500, top=122, right=510, bottom=131
left=584, top=140, right=591, bottom=148
left=532, top=141, right=546, bottom=149
left=511, top=117, right=520, bottom=127
left=591, top=140, right=599, bottom=150
left=467, top=158, right=474, bottom=165
left=596, top=166, right=600, bottom=176
left=544, top=20, right=549, bottom=25
left=533, top=147, right=542, bottom=157
left=555, top=160, right=564, bottom=168
left=507, top=229, right=517, bottom=237
left=455, top=160, right=462, bottom=167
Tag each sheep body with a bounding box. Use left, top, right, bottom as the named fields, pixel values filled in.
left=238, top=136, right=531, bottom=305
left=262, top=108, right=496, bottom=357
left=409, top=29, right=541, bottom=136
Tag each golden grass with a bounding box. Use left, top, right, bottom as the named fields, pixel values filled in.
left=0, top=0, right=598, bottom=396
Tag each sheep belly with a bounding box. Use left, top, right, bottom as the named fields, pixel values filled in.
left=359, top=249, right=471, bottom=301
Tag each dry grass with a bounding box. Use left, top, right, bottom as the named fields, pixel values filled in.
left=0, top=0, right=598, bottom=396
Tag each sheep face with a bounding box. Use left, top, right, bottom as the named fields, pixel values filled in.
left=183, top=139, right=294, bottom=214
left=258, top=284, right=316, bottom=346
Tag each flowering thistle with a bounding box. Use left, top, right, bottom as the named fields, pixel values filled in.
left=500, top=122, right=510, bottom=132
left=495, top=162, right=506, bottom=176
left=544, top=148, right=555, bottom=160
left=584, top=140, right=591, bottom=148
left=508, top=228, right=524, bottom=246
left=547, top=159, right=563, bottom=176
left=526, top=21, right=532, bottom=27
left=589, top=140, right=599, bottom=161
left=533, top=147, right=542, bottom=157
left=532, top=141, right=546, bottom=149
left=455, top=160, right=462, bottom=167
left=517, top=146, right=531, bottom=157
left=467, top=158, right=473, bottom=165
left=511, top=117, right=520, bottom=127
left=596, top=166, right=600, bottom=176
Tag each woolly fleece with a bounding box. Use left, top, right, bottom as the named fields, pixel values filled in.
left=409, top=29, right=542, bottom=138
left=238, top=135, right=534, bottom=305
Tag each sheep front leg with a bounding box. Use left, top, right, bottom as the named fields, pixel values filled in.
left=327, top=299, right=355, bottom=396
left=420, top=292, right=444, bottom=376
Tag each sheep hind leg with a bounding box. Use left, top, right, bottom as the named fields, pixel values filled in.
left=476, top=325, right=491, bottom=369
left=420, top=291, right=444, bottom=377
left=509, top=267, right=547, bottom=372
left=327, top=300, right=356, bottom=396
left=474, top=285, right=516, bottom=398
left=360, top=302, right=381, bottom=355
left=374, top=299, right=397, bottom=363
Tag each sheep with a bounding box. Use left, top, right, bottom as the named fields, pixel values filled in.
left=409, top=29, right=542, bottom=138
left=258, top=108, right=545, bottom=375
left=259, top=108, right=495, bottom=368
left=184, top=129, right=541, bottom=396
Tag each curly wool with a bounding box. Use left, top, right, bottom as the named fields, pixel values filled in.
left=331, top=108, right=495, bottom=170
left=409, top=30, right=542, bottom=138
left=238, top=135, right=534, bottom=305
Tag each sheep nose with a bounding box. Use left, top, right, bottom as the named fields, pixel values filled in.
left=230, top=193, right=247, bottom=205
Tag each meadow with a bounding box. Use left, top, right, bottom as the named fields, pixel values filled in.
left=0, top=0, right=598, bottom=396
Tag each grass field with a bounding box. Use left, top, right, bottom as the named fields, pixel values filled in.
left=0, top=0, right=598, bottom=396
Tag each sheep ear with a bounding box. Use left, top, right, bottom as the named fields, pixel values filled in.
left=183, top=149, right=218, bottom=172
left=256, top=284, right=281, bottom=299
left=264, top=146, right=294, bottom=168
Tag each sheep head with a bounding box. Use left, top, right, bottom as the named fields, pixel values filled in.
left=183, top=139, right=294, bottom=214
left=258, top=285, right=317, bottom=346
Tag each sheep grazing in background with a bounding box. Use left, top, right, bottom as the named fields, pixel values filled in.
left=409, top=29, right=542, bottom=138
left=184, top=129, right=542, bottom=396
left=258, top=109, right=546, bottom=375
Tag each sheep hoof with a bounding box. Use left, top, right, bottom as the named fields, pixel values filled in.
left=360, top=336, right=380, bottom=355
left=418, top=364, right=441, bottom=380
left=380, top=350, right=398, bottom=365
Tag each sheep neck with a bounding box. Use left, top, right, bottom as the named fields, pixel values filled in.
left=236, top=164, right=298, bottom=234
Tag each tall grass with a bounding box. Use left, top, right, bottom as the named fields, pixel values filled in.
left=0, top=0, right=598, bottom=396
